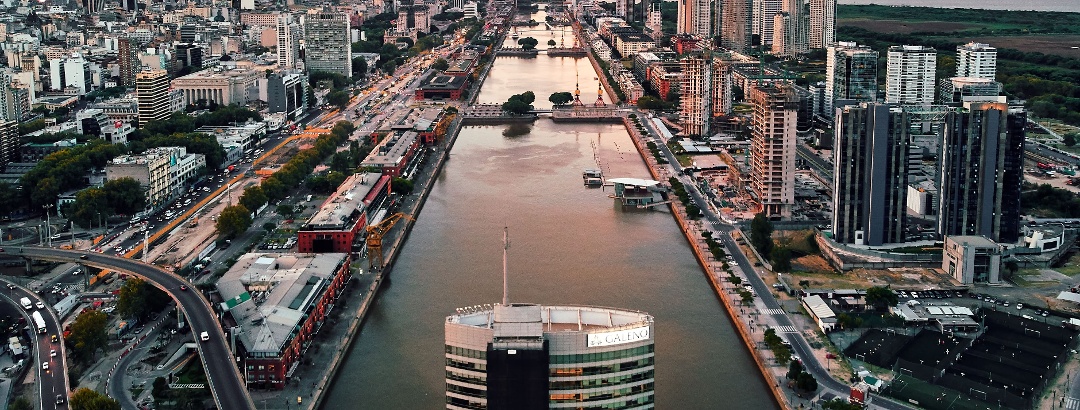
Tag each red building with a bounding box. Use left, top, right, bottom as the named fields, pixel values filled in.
left=297, top=173, right=389, bottom=253
left=216, top=252, right=352, bottom=390
left=414, top=74, right=469, bottom=100
left=359, top=130, right=421, bottom=177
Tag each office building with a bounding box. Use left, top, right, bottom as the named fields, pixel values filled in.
left=771, top=0, right=807, bottom=57
left=276, top=14, right=300, bottom=70
left=808, top=0, right=835, bottom=49
left=171, top=68, right=261, bottom=107
left=445, top=303, right=655, bottom=409
left=82, top=0, right=103, bottom=13
left=106, top=146, right=205, bottom=207
left=754, top=0, right=783, bottom=47
left=825, top=42, right=878, bottom=115
left=676, top=0, right=711, bottom=37
left=175, top=43, right=203, bottom=69
left=749, top=83, right=798, bottom=218
left=136, top=69, right=171, bottom=127
left=886, top=45, right=936, bottom=106
left=267, top=72, right=307, bottom=119
left=831, top=103, right=909, bottom=246
left=938, top=102, right=1025, bottom=243
left=49, top=54, right=93, bottom=95
left=943, top=235, right=1001, bottom=284
left=956, top=42, right=996, bottom=80
left=117, top=37, right=140, bottom=87
left=720, top=0, right=753, bottom=52
left=304, top=8, right=352, bottom=78
left=216, top=252, right=352, bottom=389
left=0, top=120, right=16, bottom=169
left=939, top=77, right=1003, bottom=104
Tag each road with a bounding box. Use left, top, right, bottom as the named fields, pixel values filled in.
left=635, top=111, right=912, bottom=409
left=0, top=279, right=69, bottom=409
left=796, top=144, right=834, bottom=186
left=7, top=247, right=254, bottom=410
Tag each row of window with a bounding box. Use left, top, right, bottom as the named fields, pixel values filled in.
left=551, top=394, right=654, bottom=409
left=447, top=382, right=485, bottom=397
left=447, top=370, right=486, bottom=386
left=549, top=369, right=654, bottom=390
left=549, top=383, right=654, bottom=404
left=447, top=357, right=486, bottom=372
left=550, top=345, right=654, bottom=364
left=446, top=345, right=487, bottom=360
left=551, top=357, right=654, bottom=377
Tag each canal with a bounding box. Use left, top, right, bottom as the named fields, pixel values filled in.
left=322, top=12, right=776, bottom=410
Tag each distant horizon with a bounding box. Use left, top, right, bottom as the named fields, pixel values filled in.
left=838, top=0, right=1080, bottom=13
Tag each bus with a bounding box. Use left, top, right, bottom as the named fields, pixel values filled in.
left=31, top=311, right=46, bottom=334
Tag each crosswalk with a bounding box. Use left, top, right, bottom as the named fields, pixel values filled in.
left=761, top=308, right=785, bottom=315
left=774, top=325, right=798, bottom=333
left=1065, top=397, right=1079, bottom=410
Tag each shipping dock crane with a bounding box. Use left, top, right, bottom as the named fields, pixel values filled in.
left=366, top=212, right=414, bottom=271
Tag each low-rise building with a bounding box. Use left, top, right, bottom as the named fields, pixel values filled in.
left=297, top=173, right=390, bottom=253
left=414, top=74, right=469, bottom=100
left=171, top=67, right=261, bottom=106
left=215, top=252, right=352, bottom=390
left=801, top=294, right=837, bottom=332
left=105, top=146, right=205, bottom=208
left=943, top=235, right=1001, bottom=284
left=360, top=131, right=421, bottom=177
left=613, top=31, right=654, bottom=57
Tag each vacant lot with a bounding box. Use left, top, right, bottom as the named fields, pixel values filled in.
left=839, top=19, right=976, bottom=34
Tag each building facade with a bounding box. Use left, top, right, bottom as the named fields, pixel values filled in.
left=808, top=0, right=835, bottom=49
left=938, top=103, right=1025, bottom=243
left=297, top=173, right=390, bottom=253
left=831, top=103, right=909, bottom=245
left=267, top=72, right=307, bottom=119
left=943, top=235, right=1001, bottom=284
left=276, top=14, right=300, bottom=70
left=676, top=0, right=711, bottom=37
left=956, top=42, right=996, bottom=81
left=886, top=45, right=936, bottom=106
left=304, top=8, right=352, bottom=78
left=825, top=42, right=878, bottom=115
left=445, top=303, right=655, bottom=409
left=117, top=37, right=140, bottom=87
left=136, top=69, right=171, bottom=127
left=750, top=83, right=798, bottom=218
left=720, top=0, right=753, bottom=52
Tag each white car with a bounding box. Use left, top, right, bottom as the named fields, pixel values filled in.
left=50, top=349, right=56, bottom=357
left=42, top=362, right=48, bottom=371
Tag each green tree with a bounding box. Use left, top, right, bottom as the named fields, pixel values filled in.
left=1065, top=132, right=1078, bottom=147
left=68, top=310, right=108, bottom=360
left=239, top=185, right=268, bottom=213
left=116, top=278, right=169, bottom=321
left=637, top=95, right=664, bottom=110
left=391, top=177, right=414, bottom=195
left=502, top=99, right=531, bottom=115
left=216, top=205, right=253, bottom=239
left=276, top=204, right=296, bottom=219
left=351, top=56, right=368, bottom=79
left=8, top=396, right=32, bottom=410
left=749, top=212, right=774, bottom=257
left=787, top=357, right=804, bottom=380
left=69, top=387, right=120, bottom=410
left=326, top=90, right=351, bottom=110
left=547, top=39, right=557, bottom=47
left=548, top=91, right=574, bottom=106
left=771, top=246, right=792, bottom=272
left=103, top=177, right=145, bottom=215
left=865, top=286, right=899, bottom=311
left=68, top=188, right=112, bottom=229
left=516, top=91, right=536, bottom=105
left=517, top=37, right=539, bottom=50
left=820, top=398, right=864, bottom=410
left=432, top=58, right=450, bottom=71
left=795, top=372, right=818, bottom=393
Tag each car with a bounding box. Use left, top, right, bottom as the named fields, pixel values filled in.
left=50, top=334, right=58, bottom=343
left=1042, top=310, right=1050, bottom=317
left=1003, top=301, right=1010, bottom=307
left=5, top=284, right=13, bottom=290
left=200, top=331, right=210, bottom=342
left=79, top=254, right=87, bottom=260
left=179, top=285, right=188, bottom=291
left=1016, top=303, right=1023, bottom=310
left=50, top=349, right=56, bottom=357
left=41, top=362, right=48, bottom=371
left=56, top=394, right=65, bottom=405
left=35, top=302, right=44, bottom=309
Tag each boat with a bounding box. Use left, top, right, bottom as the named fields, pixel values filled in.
left=583, top=169, right=603, bottom=186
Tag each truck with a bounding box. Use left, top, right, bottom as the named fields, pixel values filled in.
left=200, top=331, right=209, bottom=342
left=18, top=297, right=31, bottom=310
left=31, top=311, right=46, bottom=334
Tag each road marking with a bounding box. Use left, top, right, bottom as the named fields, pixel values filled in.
left=775, top=325, right=798, bottom=333
left=762, top=308, right=785, bottom=315
left=1065, top=397, right=1079, bottom=410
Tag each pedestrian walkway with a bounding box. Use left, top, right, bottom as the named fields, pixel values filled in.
left=1065, top=397, right=1080, bottom=410
left=761, top=308, right=785, bottom=315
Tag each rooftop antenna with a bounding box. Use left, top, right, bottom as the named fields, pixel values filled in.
left=502, top=227, right=510, bottom=306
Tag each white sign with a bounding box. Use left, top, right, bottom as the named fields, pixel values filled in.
left=587, top=326, right=651, bottom=348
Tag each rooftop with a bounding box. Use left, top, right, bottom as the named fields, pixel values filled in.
left=303, top=172, right=384, bottom=230
left=447, top=303, right=653, bottom=334
left=216, top=252, right=349, bottom=354
left=361, top=131, right=419, bottom=168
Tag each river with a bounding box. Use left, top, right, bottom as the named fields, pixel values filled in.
left=321, top=11, right=775, bottom=410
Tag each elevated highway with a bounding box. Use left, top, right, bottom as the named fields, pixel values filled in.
left=7, top=247, right=255, bottom=410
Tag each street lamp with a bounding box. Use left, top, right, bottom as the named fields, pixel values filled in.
left=42, top=204, right=53, bottom=247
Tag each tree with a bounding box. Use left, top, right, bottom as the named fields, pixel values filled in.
left=432, top=58, right=450, bottom=71
left=787, top=358, right=804, bottom=380
left=548, top=91, right=573, bottom=106
left=1065, top=132, right=1078, bottom=147
left=276, top=204, right=296, bottom=219
left=239, top=185, right=268, bottom=213
left=68, top=310, right=108, bottom=360
left=70, top=387, right=120, bottom=410
left=518, top=37, right=539, bottom=50
left=547, top=39, right=557, bottom=47
left=795, top=372, right=818, bottom=393
left=749, top=212, right=774, bottom=257
left=216, top=205, right=253, bottom=239
left=502, top=99, right=531, bottom=115
left=103, top=177, right=145, bottom=215
left=351, top=56, right=368, bottom=79
left=391, top=177, right=414, bottom=195
left=771, top=246, right=792, bottom=272
left=326, top=90, right=351, bottom=110
left=1003, top=260, right=1019, bottom=280
left=820, top=399, right=864, bottom=410
left=637, top=95, right=664, bottom=110
left=116, top=278, right=169, bottom=321
left=516, top=91, right=536, bottom=105
left=865, top=286, right=899, bottom=311
left=8, top=397, right=32, bottom=410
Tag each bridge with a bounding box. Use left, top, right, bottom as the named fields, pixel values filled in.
left=496, top=47, right=538, bottom=57
left=549, top=107, right=626, bottom=123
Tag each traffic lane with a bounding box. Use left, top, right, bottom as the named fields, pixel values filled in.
left=0, top=281, right=69, bottom=409
left=9, top=248, right=254, bottom=410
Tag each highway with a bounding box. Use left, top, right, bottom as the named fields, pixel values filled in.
left=0, top=279, right=69, bottom=409
left=7, top=247, right=254, bottom=410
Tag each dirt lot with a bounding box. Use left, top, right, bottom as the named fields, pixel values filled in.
left=839, top=19, right=977, bottom=34
left=947, top=35, right=1080, bottom=59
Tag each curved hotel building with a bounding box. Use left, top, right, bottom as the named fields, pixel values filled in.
left=445, top=303, right=655, bottom=409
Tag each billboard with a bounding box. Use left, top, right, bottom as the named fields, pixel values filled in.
left=586, top=326, right=650, bottom=348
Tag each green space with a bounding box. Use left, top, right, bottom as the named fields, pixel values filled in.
left=837, top=4, right=1080, bottom=34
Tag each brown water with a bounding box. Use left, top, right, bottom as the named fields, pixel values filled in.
left=321, top=11, right=775, bottom=410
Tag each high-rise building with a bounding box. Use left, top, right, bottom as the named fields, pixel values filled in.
left=771, top=0, right=807, bottom=57
left=0, top=120, right=16, bottom=169
left=938, top=102, right=1025, bottom=243
left=720, top=0, right=753, bottom=52
left=82, top=0, right=104, bottom=15
left=268, top=71, right=307, bottom=119
left=750, top=83, right=798, bottom=218
left=808, top=0, right=835, bottom=49
left=445, top=303, right=655, bottom=409
left=49, top=54, right=93, bottom=95
left=679, top=54, right=732, bottom=137
left=676, top=0, right=712, bottom=37
left=939, top=77, right=1003, bottom=104
left=304, top=7, right=352, bottom=78
left=117, top=37, right=140, bottom=87
left=136, top=69, right=170, bottom=127
left=277, top=14, right=300, bottom=70
left=956, top=42, right=996, bottom=80
left=832, top=103, right=910, bottom=246
left=753, top=0, right=783, bottom=47
left=825, top=42, right=878, bottom=115
left=886, top=45, right=936, bottom=106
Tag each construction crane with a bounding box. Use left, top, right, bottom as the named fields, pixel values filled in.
left=365, top=213, right=414, bottom=271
